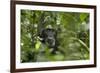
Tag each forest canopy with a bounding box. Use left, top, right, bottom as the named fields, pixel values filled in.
left=20, top=9, right=90, bottom=62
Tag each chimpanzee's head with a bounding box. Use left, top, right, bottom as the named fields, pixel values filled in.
left=39, top=28, right=57, bottom=48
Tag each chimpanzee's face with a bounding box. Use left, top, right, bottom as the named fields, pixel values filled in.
left=40, top=28, right=57, bottom=48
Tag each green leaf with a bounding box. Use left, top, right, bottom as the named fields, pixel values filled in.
left=35, top=41, right=41, bottom=50
left=80, top=13, right=88, bottom=21
left=54, top=54, right=64, bottom=60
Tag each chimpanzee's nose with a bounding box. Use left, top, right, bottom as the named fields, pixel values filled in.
left=46, top=38, right=55, bottom=47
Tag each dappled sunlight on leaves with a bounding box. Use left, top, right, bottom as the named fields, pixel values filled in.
left=20, top=10, right=90, bottom=62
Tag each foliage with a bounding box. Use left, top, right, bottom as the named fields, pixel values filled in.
left=21, top=9, right=90, bottom=62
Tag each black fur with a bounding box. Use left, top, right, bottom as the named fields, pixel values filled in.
left=39, top=28, right=58, bottom=54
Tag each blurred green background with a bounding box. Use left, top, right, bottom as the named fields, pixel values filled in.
left=20, top=10, right=90, bottom=62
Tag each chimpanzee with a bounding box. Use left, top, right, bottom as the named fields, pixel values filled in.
left=39, top=28, right=58, bottom=54
left=37, top=13, right=59, bottom=54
